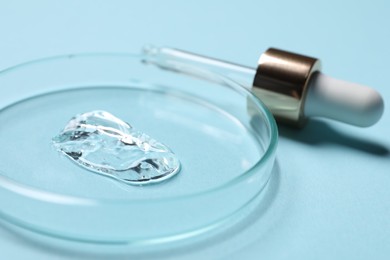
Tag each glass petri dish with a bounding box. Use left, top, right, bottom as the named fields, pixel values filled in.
left=0, top=53, right=277, bottom=246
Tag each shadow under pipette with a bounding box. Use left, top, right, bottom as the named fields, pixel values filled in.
left=278, top=119, right=389, bottom=156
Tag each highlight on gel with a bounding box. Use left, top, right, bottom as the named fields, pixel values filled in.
left=52, top=110, right=181, bottom=185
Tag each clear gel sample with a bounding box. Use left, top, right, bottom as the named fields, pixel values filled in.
left=52, top=110, right=180, bottom=185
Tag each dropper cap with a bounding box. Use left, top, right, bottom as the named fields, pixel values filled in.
left=253, top=48, right=384, bottom=127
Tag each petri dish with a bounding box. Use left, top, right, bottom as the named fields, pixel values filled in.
left=0, top=53, right=277, bottom=246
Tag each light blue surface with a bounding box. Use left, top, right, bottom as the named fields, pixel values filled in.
left=0, top=1, right=389, bottom=259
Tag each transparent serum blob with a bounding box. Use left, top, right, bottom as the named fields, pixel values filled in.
left=52, top=111, right=181, bottom=185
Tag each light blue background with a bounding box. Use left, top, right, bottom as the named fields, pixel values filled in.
left=0, top=1, right=389, bottom=259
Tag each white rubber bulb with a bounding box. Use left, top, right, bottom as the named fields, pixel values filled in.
left=304, top=72, right=384, bottom=127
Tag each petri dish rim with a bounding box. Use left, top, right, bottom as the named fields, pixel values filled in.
left=0, top=52, right=278, bottom=204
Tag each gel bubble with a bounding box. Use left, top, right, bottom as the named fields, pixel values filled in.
left=52, top=111, right=180, bottom=185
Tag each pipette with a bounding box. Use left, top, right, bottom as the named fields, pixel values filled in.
left=143, top=46, right=384, bottom=127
